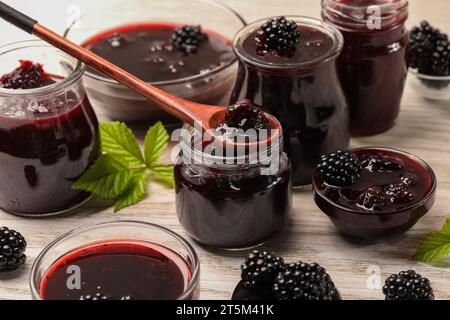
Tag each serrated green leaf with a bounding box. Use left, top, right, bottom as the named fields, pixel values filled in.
left=415, top=219, right=450, bottom=263
left=114, top=172, right=147, bottom=212
left=150, top=164, right=174, bottom=188
left=100, top=122, right=144, bottom=166
left=72, top=155, right=132, bottom=198
left=144, top=121, right=169, bottom=166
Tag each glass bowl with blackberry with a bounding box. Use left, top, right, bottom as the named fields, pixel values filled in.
left=408, top=21, right=450, bottom=100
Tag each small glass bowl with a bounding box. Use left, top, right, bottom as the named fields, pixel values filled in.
left=409, top=69, right=450, bottom=100
left=30, top=221, right=200, bottom=300
left=64, top=0, right=246, bottom=125
left=313, top=147, right=437, bottom=241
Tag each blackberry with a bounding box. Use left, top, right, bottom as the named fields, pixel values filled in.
left=241, top=250, right=285, bottom=289
left=361, top=155, right=403, bottom=172
left=171, top=25, right=208, bottom=54
left=224, top=100, right=269, bottom=131
left=0, top=227, right=26, bottom=272
left=408, top=21, right=450, bottom=89
left=80, top=293, right=109, bottom=300
left=384, top=183, right=414, bottom=204
left=383, top=270, right=434, bottom=300
left=255, top=16, right=301, bottom=58
left=357, top=186, right=387, bottom=210
left=273, top=262, right=340, bottom=300
left=0, top=60, right=45, bottom=90
left=317, top=150, right=362, bottom=187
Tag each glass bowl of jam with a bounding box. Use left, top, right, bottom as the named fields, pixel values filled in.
left=0, top=40, right=99, bottom=217
left=30, top=221, right=200, bottom=300
left=64, top=0, right=245, bottom=126
left=313, top=147, right=437, bottom=241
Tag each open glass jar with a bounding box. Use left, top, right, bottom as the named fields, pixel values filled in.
left=174, top=123, right=292, bottom=249
left=322, top=0, right=409, bottom=136
left=0, top=40, right=99, bottom=217
left=230, top=16, right=349, bottom=187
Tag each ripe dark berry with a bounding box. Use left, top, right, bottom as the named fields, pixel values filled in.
left=357, top=186, right=387, bottom=210
left=0, top=60, right=46, bottom=90
left=80, top=293, right=109, bottom=300
left=241, top=250, right=285, bottom=289
left=409, top=21, right=450, bottom=89
left=317, top=150, right=362, bottom=187
left=171, top=25, right=208, bottom=54
left=0, top=227, right=27, bottom=272
left=361, top=155, right=403, bottom=172
left=383, top=270, right=434, bottom=300
left=384, top=183, right=415, bottom=204
left=255, top=16, right=301, bottom=58
left=273, top=262, right=340, bottom=300
left=223, top=100, right=269, bottom=131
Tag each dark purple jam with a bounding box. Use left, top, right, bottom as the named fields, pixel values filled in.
left=82, top=23, right=234, bottom=82
left=0, top=60, right=56, bottom=89
left=40, top=242, right=191, bottom=300
left=231, top=22, right=349, bottom=186
left=317, top=151, right=430, bottom=213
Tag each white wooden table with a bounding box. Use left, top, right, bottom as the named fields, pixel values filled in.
left=0, top=0, right=449, bottom=300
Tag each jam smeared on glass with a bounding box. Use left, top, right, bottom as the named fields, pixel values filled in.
left=317, top=151, right=428, bottom=213
left=0, top=61, right=99, bottom=215
left=40, top=242, right=191, bottom=300
left=0, top=60, right=56, bottom=90
left=82, top=23, right=234, bottom=82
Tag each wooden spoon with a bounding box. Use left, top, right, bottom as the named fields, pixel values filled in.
left=0, top=1, right=281, bottom=144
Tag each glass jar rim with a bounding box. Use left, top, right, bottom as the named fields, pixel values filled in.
left=233, top=16, right=344, bottom=70
left=63, top=0, right=246, bottom=86
left=179, top=123, right=283, bottom=170
left=0, top=40, right=86, bottom=98
left=29, top=220, right=200, bottom=300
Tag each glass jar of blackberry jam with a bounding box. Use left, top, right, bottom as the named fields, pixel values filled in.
left=230, top=17, right=349, bottom=187
left=0, top=41, right=99, bottom=216
left=174, top=123, right=292, bottom=249
left=322, top=0, right=409, bottom=136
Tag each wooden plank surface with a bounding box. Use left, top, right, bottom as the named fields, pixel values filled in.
left=0, top=0, right=449, bottom=300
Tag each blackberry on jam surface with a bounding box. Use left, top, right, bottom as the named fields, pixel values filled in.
left=273, top=262, right=339, bottom=300
left=384, top=184, right=415, bottom=204
left=171, top=25, right=208, bottom=54
left=241, top=250, right=285, bottom=289
left=0, top=227, right=27, bottom=272
left=255, top=16, right=301, bottom=58
left=317, top=150, right=362, bottom=187
left=223, top=100, right=269, bottom=131
left=357, top=186, right=388, bottom=210
left=383, top=270, right=434, bottom=300
left=0, top=60, right=46, bottom=90
left=361, top=155, right=403, bottom=172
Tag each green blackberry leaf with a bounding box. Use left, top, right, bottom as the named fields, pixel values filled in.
left=150, top=164, right=174, bottom=188
left=415, top=219, right=450, bottom=263
left=144, top=121, right=169, bottom=166
left=114, top=171, right=147, bottom=212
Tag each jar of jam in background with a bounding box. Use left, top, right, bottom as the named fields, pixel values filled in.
left=174, top=124, right=292, bottom=249
left=322, top=0, right=409, bottom=136
left=0, top=41, right=99, bottom=216
left=230, top=17, right=349, bottom=187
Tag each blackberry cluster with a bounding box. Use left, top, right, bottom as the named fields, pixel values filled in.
left=409, top=21, right=450, bottom=89
left=317, top=150, right=362, bottom=187
left=0, top=227, right=27, bottom=272
left=240, top=251, right=340, bottom=300
left=224, top=100, right=269, bottom=131
left=357, top=186, right=388, bottom=210
left=383, top=270, right=434, bottom=300
left=273, top=262, right=339, bottom=300
left=241, top=250, right=284, bottom=289
left=255, top=17, right=301, bottom=58
left=171, top=25, right=208, bottom=54
left=0, top=60, right=45, bottom=90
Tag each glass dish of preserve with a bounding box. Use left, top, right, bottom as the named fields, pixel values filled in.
left=64, top=0, right=246, bottom=126
left=0, top=40, right=99, bottom=217
left=30, top=221, right=200, bottom=300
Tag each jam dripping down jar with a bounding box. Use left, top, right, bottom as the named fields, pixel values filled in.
left=322, top=0, right=409, bottom=136
left=230, top=16, right=349, bottom=187
left=174, top=124, right=292, bottom=249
